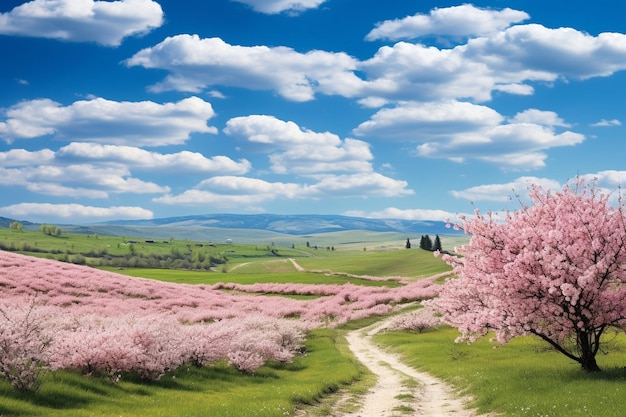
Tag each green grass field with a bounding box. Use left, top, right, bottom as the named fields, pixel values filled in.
left=291, top=247, right=452, bottom=279
left=375, top=327, right=626, bottom=417
left=107, top=265, right=401, bottom=287
left=3, top=228, right=626, bottom=417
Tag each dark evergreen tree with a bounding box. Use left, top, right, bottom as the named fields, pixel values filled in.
left=420, top=234, right=433, bottom=251
left=433, top=235, right=442, bottom=252
left=405, top=238, right=411, bottom=249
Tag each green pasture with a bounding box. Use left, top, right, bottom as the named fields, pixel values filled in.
left=0, top=228, right=308, bottom=257
left=376, top=327, right=626, bottom=417
left=108, top=265, right=400, bottom=287
left=293, top=246, right=452, bottom=279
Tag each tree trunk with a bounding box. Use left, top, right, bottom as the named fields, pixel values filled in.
left=579, top=332, right=601, bottom=372
left=580, top=355, right=601, bottom=372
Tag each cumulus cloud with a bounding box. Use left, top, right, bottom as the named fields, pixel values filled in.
left=154, top=176, right=304, bottom=206
left=0, top=0, right=163, bottom=46
left=0, top=148, right=55, bottom=166
left=353, top=101, right=584, bottom=169
left=154, top=172, right=412, bottom=207
left=366, top=4, right=528, bottom=41
left=123, top=21, right=626, bottom=105
left=0, top=164, right=169, bottom=198
left=466, top=24, right=626, bottom=80
left=0, top=96, right=217, bottom=146
left=57, top=143, right=251, bottom=174
left=344, top=207, right=457, bottom=222
left=0, top=203, right=153, bottom=223
left=450, top=176, right=562, bottom=202
left=363, top=22, right=626, bottom=102
left=225, top=115, right=373, bottom=174
left=125, top=34, right=374, bottom=101
left=232, top=0, right=327, bottom=14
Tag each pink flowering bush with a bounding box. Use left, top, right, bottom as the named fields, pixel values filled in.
left=430, top=179, right=626, bottom=372
left=0, top=301, right=53, bottom=391
left=388, top=306, right=442, bottom=333
left=0, top=248, right=442, bottom=388
left=226, top=316, right=306, bottom=372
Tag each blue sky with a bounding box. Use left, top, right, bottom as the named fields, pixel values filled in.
left=1, top=0, right=626, bottom=224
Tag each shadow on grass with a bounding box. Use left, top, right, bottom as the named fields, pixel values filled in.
left=0, top=364, right=270, bottom=414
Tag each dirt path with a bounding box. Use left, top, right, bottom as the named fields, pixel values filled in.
left=336, top=319, right=485, bottom=417
left=289, top=257, right=487, bottom=416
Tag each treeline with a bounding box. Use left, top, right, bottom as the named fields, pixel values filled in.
left=0, top=240, right=229, bottom=270
left=98, top=247, right=229, bottom=270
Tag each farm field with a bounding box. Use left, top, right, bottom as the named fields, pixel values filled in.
left=2, top=228, right=626, bottom=416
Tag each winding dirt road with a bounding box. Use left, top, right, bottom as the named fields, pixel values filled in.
left=337, top=319, right=484, bottom=417
left=289, top=258, right=487, bottom=416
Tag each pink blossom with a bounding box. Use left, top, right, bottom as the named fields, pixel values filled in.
left=429, top=178, right=626, bottom=371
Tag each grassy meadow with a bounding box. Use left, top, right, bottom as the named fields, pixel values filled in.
left=2, top=227, right=626, bottom=416
left=375, top=327, right=626, bottom=417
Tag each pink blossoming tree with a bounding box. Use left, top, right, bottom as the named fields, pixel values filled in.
left=431, top=179, right=626, bottom=372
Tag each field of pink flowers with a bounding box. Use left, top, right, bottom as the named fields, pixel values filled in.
left=0, top=250, right=441, bottom=390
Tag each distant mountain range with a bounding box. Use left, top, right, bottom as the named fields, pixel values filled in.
left=2, top=214, right=463, bottom=245
left=100, top=213, right=459, bottom=236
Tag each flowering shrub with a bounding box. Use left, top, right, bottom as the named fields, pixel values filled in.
left=0, top=249, right=441, bottom=388
left=0, top=301, right=53, bottom=391
left=388, top=306, right=442, bottom=333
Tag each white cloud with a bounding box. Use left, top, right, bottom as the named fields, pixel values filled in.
left=583, top=170, right=626, bottom=186
left=366, top=4, right=528, bottom=41
left=125, top=34, right=369, bottom=101
left=225, top=115, right=373, bottom=174
left=591, top=119, right=622, bottom=127
left=467, top=24, right=626, bottom=80
left=0, top=203, right=153, bottom=223
left=0, top=164, right=169, bottom=198
left=232, top=0, right=327, bottom=14
left=0, top=148, right=55, bottom=166
left=509, top=109, right=570, bottom=127
left=154, top=172, right=413, bottom=206
left=353, top=101, right=584, bottom=169
left=0, top=96, right=217, bottom=146
left=361, top=23, right=626, bottom=103
left=121, top=13, right=626, bottom=107
left=450, top=176, right=562, bottom=202
left=57, top=143, right=251, bottom=174
left=123, top=20, right=626, bottom=106
left=359, top=41, right=504, bottom=103
left=353, top=100, right=503, bottom=141
left=308, top=173, right=413, bottom=198
left=154, top=176, right=304, bottom=206
left=0, top=0, right=163, bottom=46
left=344, top=207, right=457, bottom=222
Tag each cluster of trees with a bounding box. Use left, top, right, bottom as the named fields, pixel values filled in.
left=95, top=249, right=228, bottom=270
left=40, top=224, right=62, bottom=237
left=0, top=237, right=229, bottom=270
left=407, top=235, right=442, bottom=251
left=9, top=221, right=22, bottom=231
